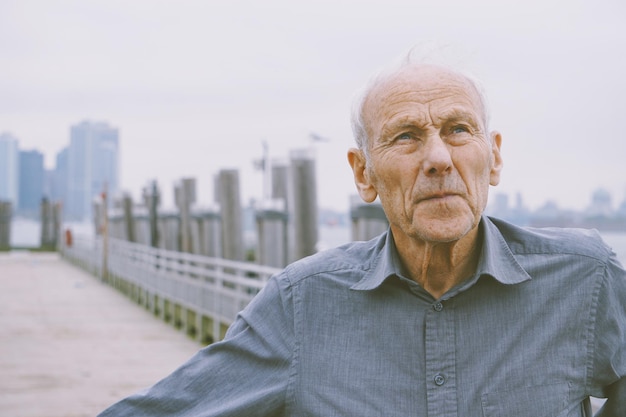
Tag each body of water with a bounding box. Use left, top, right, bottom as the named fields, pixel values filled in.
left=10, top=218, right=93, bottom=248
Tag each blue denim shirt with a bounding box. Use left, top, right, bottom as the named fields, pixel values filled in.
left=99, top=216, right=626, bottom=416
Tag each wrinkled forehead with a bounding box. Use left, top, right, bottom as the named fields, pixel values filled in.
left=363, top=65, right=486, bottom=127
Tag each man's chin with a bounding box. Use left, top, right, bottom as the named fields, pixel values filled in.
left=411, top=215, right=478, bottom=244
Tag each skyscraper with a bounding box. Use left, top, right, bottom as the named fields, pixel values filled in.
left=49, top=147, right=68, bottom=206
left=0, top=133, right=19, bottom=205
left=66, top=121, right=119, bottom=221
left=18, top=149, right=44, bottom=217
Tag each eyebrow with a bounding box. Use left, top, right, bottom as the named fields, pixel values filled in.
left=378, top=115, right=428, bottom=141
left=436, top=108, right=482, bottom=129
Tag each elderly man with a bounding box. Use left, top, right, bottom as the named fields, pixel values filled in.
left=99, top=59, right=625, bottom=416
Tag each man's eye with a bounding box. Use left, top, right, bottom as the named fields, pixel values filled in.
left=451, top=125, right=469, bottom=134
left=396, top=133, right=414, bottom=141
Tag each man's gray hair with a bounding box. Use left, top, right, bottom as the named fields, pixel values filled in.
left=350, top=45, right=491, bottom=157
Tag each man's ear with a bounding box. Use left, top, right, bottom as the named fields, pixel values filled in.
left=489, top=131, right=503, bottom=186
left=347, top=148, right=378, bottom=203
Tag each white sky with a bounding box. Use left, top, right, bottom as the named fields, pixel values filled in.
left=2, top=0, right=625, bottom=212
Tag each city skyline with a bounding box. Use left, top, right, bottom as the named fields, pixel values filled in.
left=3, top=122, right=626, bottom=220
left=0, top=120, right=626, bottom=220
left=0, top=120, right=120, bottom=222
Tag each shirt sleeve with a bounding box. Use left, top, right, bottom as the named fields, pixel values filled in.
left=592, top=250, right=626, bottom=417
left=97, top=275, right=295, bottom=417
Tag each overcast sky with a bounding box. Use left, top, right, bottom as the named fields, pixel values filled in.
left=2, top=0, right=625, bottom=213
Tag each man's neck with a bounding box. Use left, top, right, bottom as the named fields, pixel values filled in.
left=392, top=226, right=481, bottom=299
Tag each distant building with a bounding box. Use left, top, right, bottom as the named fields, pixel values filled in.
left=486, top=192, right=530, bottom=225
left=18, top=149, right=44, bottom=217
left=586, top=188, right=613, bottom=217
left=490, top=188, right=626, bottom=231
left=530, top=200, right=578, bottom=228
left=0, top=133, right=19, bottom=205
left=49, top=147, right=69, bottom=206
left=65, top=121, right=119, bottom=221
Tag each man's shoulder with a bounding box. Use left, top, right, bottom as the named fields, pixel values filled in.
left=278, top=232, right=387, bottom=287
left=487, top=216, right=611, bottom=262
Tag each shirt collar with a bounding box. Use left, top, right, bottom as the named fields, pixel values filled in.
left=477, top=215, right=532, bottom=285
left=350, top=230, right=400, bottom=291
left=351, top=215, right=531, bottom=291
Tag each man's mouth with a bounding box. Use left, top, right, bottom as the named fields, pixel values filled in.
left=420, top=192, right=459, bottom=202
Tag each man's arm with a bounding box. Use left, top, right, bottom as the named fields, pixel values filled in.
left=592, top=251, right=626, bottom=417
left=97, top=276, right=294, bottom=417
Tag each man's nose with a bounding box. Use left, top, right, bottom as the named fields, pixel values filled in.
left=422, top=135, right=453, bottom=176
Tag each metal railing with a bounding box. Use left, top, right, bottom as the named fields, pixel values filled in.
left=60, top=235, right=281, bottom=344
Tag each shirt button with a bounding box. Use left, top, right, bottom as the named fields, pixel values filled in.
left=433, top=302, right=443, bottom=312
left=434, top=373, right=446, bottom=386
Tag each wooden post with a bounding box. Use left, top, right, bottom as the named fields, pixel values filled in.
left=39, top=197, right=59, bottom=249
left=271, top=159, right=289, bottom=201
left=141, top=180, right=161, bottom=248
left=191, top=206, right=221, bottom=257
left=132, top=208, right=150, bottom=245
left=40, top=197, right=52, bottom=248
left=288, top=149, right=318, bottom=262
left=150, top=181, right=160, bottom=248
left=52, top=202, right=61, bottom=249
left=0, top=201, right=11, bottom=250
left=159, top=211, right=180, bottom=251
left=215, top=169, right=243, bottom=261
left=350, top=195, right=388, bottom=241
left=122, top=193, right=136, bottom=243
left=107, top=212, right=123, bottom=240
left=256, top=199, right=288, bottom=268
left=175, top=178, right=196, bottom=253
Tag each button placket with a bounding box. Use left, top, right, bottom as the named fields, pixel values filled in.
left=425, top=299, right=457, bottom=416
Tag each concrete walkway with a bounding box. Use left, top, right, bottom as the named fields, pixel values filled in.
left=0, top=252, right=201, bottom=417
